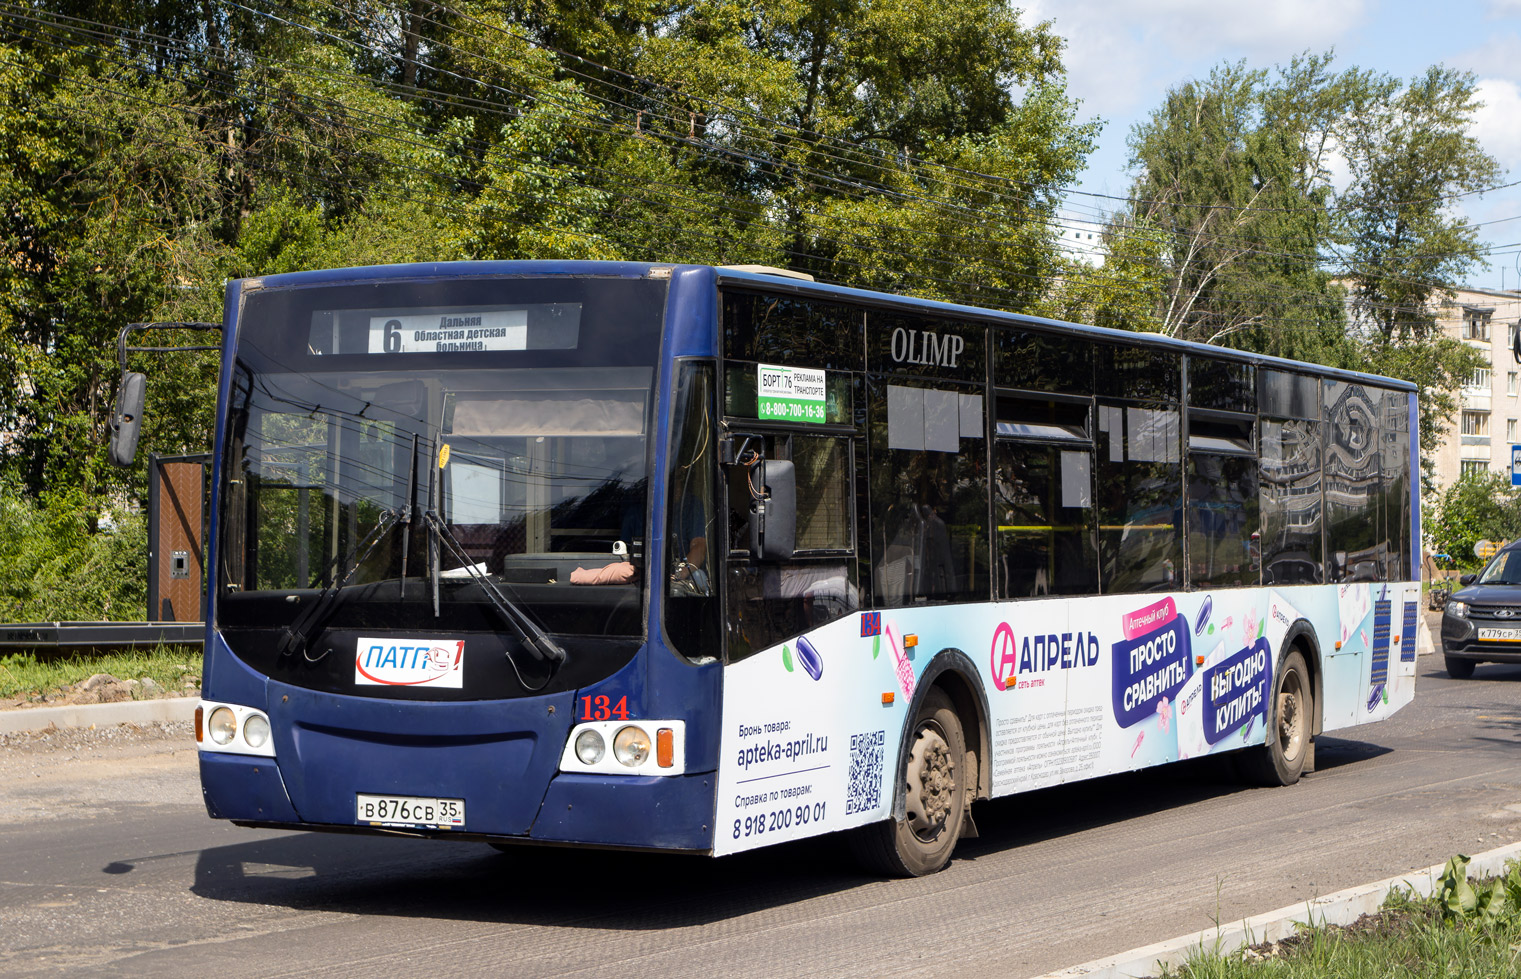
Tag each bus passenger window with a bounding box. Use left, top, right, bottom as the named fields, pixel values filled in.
left=1260, top=418, right=1323, bottom=585
left=868, top=381, right=989, bottom=607
left=995, top=443, right=1097, bottom=597
left=1380, top=390, right=1412, bottom=581
left=1095, top=401, right=1182, bottom=593
left=1324, top=381, right=1383, bottom=582
left=1186, top=413, right=1258, bottom=589
left=992, top=393, right=1096, bottom=598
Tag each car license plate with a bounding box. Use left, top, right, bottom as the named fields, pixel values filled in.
left=356, top=793, right=465, bottom=829
left=1478, top=628, right=1521, bottom=642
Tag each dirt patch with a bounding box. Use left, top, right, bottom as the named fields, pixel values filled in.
left=1241, top=903, right=1437, bottom=963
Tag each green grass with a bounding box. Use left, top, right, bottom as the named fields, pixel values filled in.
left=0, top=645, right=201, bottom=701
left=1166, top=880, right=1521, bottom=978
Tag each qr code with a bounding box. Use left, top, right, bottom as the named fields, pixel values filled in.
left=846, top=730, right=885, bottom=815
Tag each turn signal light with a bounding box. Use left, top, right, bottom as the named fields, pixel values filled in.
left=194, top=704, right=204, bottom=743
left=656, top=727, right=674, bottom=768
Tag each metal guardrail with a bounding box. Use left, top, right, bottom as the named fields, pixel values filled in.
left=0, top=621, right=204, bottom=652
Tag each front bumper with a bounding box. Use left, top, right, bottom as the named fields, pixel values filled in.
left=1441, top=612, right=1521, bottom=662
left=199, top=752, right=717, bottom=851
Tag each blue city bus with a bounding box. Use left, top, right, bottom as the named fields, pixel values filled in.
left=124, top=261, right=1420, bottom=876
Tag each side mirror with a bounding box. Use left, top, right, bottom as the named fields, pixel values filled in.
left=108, top=371, right=147, bottom=467
left=1460, top=573, right=1477, bottom=586
left=748, top=459, right=795, bottom=561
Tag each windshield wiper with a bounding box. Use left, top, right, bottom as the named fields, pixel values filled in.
left=422, top=510, right=568, bottom=672
left=277, top=505, right=407, bottom=660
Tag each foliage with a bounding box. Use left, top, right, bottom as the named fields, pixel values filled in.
left=1425, top=472, right=1521, bottom=569
left=1160, top=858, right=1521, bottom=978
left=1104, top=52, right=1501, bottom=462
left=1338, top=66, right=1503, bottom=345
left=0, top=489, right=148, bottom=622
left=1435, top=854, right=1508, bottom=926
left=0, top=0, right=1099, bottom=534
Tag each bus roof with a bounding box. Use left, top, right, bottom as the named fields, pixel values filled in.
left=235, top=260, right=1418, bottom=393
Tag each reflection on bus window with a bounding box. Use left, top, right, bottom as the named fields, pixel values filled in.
left=1324, top=381, right=1383, bottom=582
left=1187, top=453, right=1259, bottom=589
left=1260, top=418, right=1323, bottom=585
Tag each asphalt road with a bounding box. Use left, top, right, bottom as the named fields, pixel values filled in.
left=4, top=642, right=1521, bottom=979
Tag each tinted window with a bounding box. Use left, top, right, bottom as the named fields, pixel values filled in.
left=995, top=442, right=1097, bottom=597
left=1380, top=390, right=1412, bottom=581
left=723, top=291, right=863, bottom=371
left=724, top=432, right=859, bottom=661
left=867, top=310, right=986, bottom=383
left=1095, top=400, right=1182, bottom=592
left=1259, top=370, right=1319, bottom=420
left=993, top=330, right=1093, bottom=394
left=1189, top=358, right=1255, bottom=413
left=1324, top=381, right=1382, bottom=581
left=1095, top=343, right=1181, bottom=403
left=868, top=378, right=989, bottom=606
left=1260, top=418, right=1323, bottom=585
left=1187, top=453, right=1259, bottom=589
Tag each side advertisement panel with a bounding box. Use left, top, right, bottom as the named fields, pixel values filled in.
left=713, top=581, right=1417, bottom=857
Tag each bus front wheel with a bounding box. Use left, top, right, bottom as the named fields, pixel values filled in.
left=1240, top=648, right=1312, bottom=786
left=850, top=687, right=968, bottom=877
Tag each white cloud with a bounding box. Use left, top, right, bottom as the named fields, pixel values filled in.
left=1142, top=0, right=1367, bottom=52
left=1471, top=78, right=1521, bottom=172
left=1452, top=33, right=1521, bottom=82
left=1023, top=0, right=1369, bottom=119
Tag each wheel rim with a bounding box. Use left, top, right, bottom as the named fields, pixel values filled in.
left=1277, top=666, right=1306, bottom=762
left=905, top=722, right=957, bottom=842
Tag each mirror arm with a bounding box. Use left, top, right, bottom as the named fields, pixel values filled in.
left=116, top=321, right=223, bottom=373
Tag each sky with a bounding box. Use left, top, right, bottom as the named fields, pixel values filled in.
left=1026, top=0, right=1521, bottom=290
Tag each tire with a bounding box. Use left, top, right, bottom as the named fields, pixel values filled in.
left=849, top=687, right=968, bottom=877
left=1239, top=648, right=1312, bottom=786
left=1445, top=656, right=1477, bottom=679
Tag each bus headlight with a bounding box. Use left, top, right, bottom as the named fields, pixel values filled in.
left=208, top=707, right=237, bottom=745
left=243, top=713, right=271, bottom=749
left=613, top=726, right=651, bottom=767
left=560, top=720, right=685, bottom=775
left=574, top=728, right=606, bottom=764
left=196, top=701, right=277, bottom=757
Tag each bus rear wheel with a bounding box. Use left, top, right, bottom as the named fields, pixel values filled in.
left=850, top=687, right=968, bottom=877
left=1240, top=648, right=1311, bottom=786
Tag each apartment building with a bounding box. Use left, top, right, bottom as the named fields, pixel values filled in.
left=1428, top=285, right=1521, bottom=495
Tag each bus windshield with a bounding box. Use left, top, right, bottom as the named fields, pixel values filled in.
left=217, top=275, right=664, bottom=660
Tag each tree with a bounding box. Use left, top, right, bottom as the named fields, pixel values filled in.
left=1105, top=55, right=1355, bottom=358
left=1105, top=52, right=1499, bottom=469
left=1427, top=472, right=1521, bottom=570
left=1338, top=65, right=1502, bottom=345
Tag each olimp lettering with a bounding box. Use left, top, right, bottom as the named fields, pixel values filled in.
left=890, top=327, right=965, bottom=368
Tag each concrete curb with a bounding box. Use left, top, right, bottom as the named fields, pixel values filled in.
left=0, top=697, right=195, bottom=735
left=1033, top=841, right=1521, bottom=979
